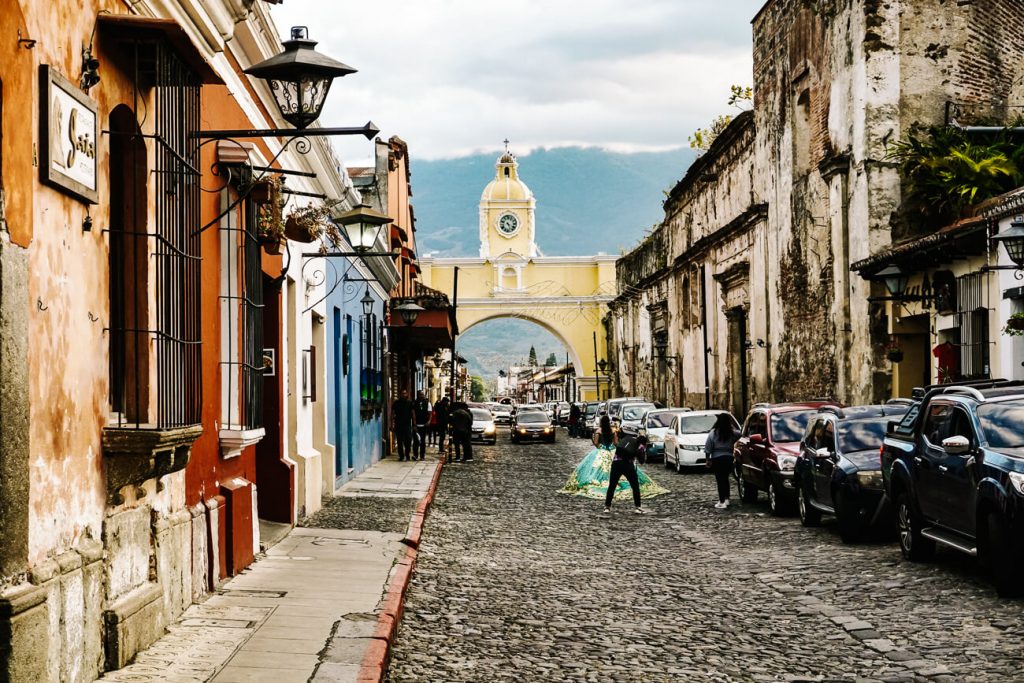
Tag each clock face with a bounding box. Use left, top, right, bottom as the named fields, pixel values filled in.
left=497, top=213, right=519, bottom=236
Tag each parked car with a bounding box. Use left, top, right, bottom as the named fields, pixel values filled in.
left=636, top=407, right=691, bottom=463
left=582, top=402, right=602, bottom=437
left=881, top=381, right=1024, bottom=597
left=794, top=404, right=909, bottom=542
left=663, top=410, right=736, bottom=471
left=556, top=402, right=571, bottom=426
left=488, top=402, right=512, bottom=425
left=606, top=397, right=645, bottom=426
left=616, top=402, right=657, bottom=435
left=734, top=401, right=839, bottom=515
left=470, top=408, right=497, bottom=445
left=511, top=409, right=556, bottom=444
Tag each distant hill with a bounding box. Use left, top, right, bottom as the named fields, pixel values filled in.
left=410, top=146, right=696, bottom=257
left=412, top=145, right=696, bottom=385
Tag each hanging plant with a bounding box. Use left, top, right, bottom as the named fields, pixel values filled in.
left=1003, top=312, right=1024, bottom=336
left=254, top=175, right=285, bottom=253
left=285, top=199, right=341, bottom=244
left=883, top=338, right=903, bottom=363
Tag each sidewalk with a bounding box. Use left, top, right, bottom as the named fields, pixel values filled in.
left=99, top=455, right=443, bottom=683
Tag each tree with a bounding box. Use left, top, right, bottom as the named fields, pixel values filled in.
left=689, top=84, right=753, bottom=154
left=470, top=376, right=486, bottom=402
left=545, top=353, right=557, bottom=366
left=528, top=346, right=537, bottom=366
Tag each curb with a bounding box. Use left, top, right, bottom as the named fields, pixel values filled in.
left=358, top=458, right=446, bottom=682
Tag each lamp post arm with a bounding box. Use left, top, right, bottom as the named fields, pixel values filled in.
left=191, top=122, right=380, bottom=140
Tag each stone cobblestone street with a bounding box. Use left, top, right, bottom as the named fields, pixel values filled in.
left=387, top=430, right=1024, bottom=683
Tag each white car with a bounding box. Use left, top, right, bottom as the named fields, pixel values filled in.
left=470, top=408, right=497, bottom=444
left=664, top=411, right=740, bottom=472
left=616, top=402, right=657, bottom=435
left=488, top=402, right=512, bottom=425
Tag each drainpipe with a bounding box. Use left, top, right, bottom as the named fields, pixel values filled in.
left=701, top=264, right=710, bottom=410
left=449, top=267, right=459, bottom=399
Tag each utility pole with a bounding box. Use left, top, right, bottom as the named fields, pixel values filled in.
left=450, top=266, right=459, bottom=400
left=592, top=331, right=600, bottom=401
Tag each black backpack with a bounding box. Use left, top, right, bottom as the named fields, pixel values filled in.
left=615, top=434, right=645, bottom=463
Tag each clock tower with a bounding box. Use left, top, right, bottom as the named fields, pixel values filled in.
left=479, top=143, right=537, bottom=259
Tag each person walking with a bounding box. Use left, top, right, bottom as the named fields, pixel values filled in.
left=705, top=413, right=740, bottom=509
left=392, top=390, right=415, bottom=462
left=412, top=391, right=432, bottom=461
left=603, top=416, right=649, bottom=515
left=449, top=401, right=474, bottom=463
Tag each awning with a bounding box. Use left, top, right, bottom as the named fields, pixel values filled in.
left=98, top=15, right=223, bottom=85
left=851, top=217, right=989, bottom=277
left=388, top=309, right=454, bottom=352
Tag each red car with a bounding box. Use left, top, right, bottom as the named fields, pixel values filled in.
left=734, top=402, right=840, bottom=515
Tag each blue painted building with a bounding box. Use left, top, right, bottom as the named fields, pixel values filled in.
left=325, top=257, right=392, bottom=489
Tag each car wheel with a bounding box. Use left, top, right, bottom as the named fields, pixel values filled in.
left=738, top=471, right=757, bottom=503
left=798, top=483, right=821, bottom=527
left=987, top=512, right=1024, bottom=598
left=835, top=490, right=864, bottom=544
left=675, top=456, right=683, bottom=474
left=896, top=493, right=934, bottom=562
left=768, top=479, right=784, bottom=516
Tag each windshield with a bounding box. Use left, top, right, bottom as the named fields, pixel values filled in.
left=622, top=404, right=655, bottom=420
left=678, top=414, right=719, bottom=434
left=770, top=410, right=814, bottom=443
left=838, top=420, right=886, bottom=453
left=585, top=404, right=598, bottom=415
left=471, top=409, right=492, bottom=421
left=647, top=412, right=678, bottom=428
left=978, top=401, right=1024, bottom=448
left=518, top=412, right=549, bottom=424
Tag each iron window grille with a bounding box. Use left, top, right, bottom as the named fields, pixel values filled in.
left=108, top=40, right=201, bottom=429
left=218, top=189, right=265, bottom=429
left=956, top=272, right=990, bottom=380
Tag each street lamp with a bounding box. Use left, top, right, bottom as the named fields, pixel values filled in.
left=359, top=287, right=374, bottom=317
left=993, top=216, right=1024, bottom=269
left=874, top=265, right=910, bottom=298
left=336, top=203, right=393, bottom=253
left=395, top=301, right=424, bottom=326
left=244, top=26, right=357, bottom=130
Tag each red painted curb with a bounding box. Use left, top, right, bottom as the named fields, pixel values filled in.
left=359, top=458, right=445, bottom=682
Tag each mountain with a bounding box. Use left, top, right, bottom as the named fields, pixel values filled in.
left=411, top=145, right=696, bottom=385
left=410, top=146, right=696, bottom=257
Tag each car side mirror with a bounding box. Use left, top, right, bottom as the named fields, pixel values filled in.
left=886, top=420, right=897, bottom=435
left=750, top=434, right=764, bottom=444
left=941, top=435, right=971, bottom=455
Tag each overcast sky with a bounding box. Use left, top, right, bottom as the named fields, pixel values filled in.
left=269, top=1, right=765, bottom=163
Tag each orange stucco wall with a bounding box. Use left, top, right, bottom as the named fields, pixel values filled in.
left=15, top=0, right=197, bottom=563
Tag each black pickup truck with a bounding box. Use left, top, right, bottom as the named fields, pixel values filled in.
left=881, top=382, right=1024, bottom=597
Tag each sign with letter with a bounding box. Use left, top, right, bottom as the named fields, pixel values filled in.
left=39, top=65, right=98, bottom=204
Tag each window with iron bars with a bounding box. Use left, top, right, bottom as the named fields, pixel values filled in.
left=219, top=189, right=264, bottom=430
left=107, top=42, right=201, bottom=429
left=956, top=272, right=990, bottom=380
left=360, top=312, right=383, bottom=416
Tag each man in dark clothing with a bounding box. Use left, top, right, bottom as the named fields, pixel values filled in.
left=434, top=396, right=451, bottom=454
left=392, top=390, right=414, bottom=461
left=448, top=401, right=474, bottom=463
left=605, top=432, right=647, bottom=514
left=412, top=391, right=432, bottom=461
left=568, top=403, right=581, bottom=438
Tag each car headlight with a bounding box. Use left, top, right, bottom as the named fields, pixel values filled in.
left=777, top=455, right=797, bottom=471
left=855, top=470, right=884, bottom=488
left=649, top=435, right=664, bottom=443
left=682, top=445, right=703, bottom=451
left=1009, top=472, right=1024, bottom=496
left=544, top=427, right=553, bottom=433
left=485, top=425, right=495, bottom=434
left=519, top=428, right=527, bottom=434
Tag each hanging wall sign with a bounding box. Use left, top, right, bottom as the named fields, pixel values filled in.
left=39, top=65, right=98, bottom=204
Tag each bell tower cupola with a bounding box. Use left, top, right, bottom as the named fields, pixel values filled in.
left=479, top=140, right=538, bottom=259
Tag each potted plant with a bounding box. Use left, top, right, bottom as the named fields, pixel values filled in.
left=885, top=338, right=903, bottom=363
left=1003, top=312, right=1024, bottom=336
left=284, top=199, right=340, bottom=243
left=255, top=176, right=285, bottom=254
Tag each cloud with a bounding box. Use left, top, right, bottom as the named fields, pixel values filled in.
left=269, top=0, right=764, bottom=162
